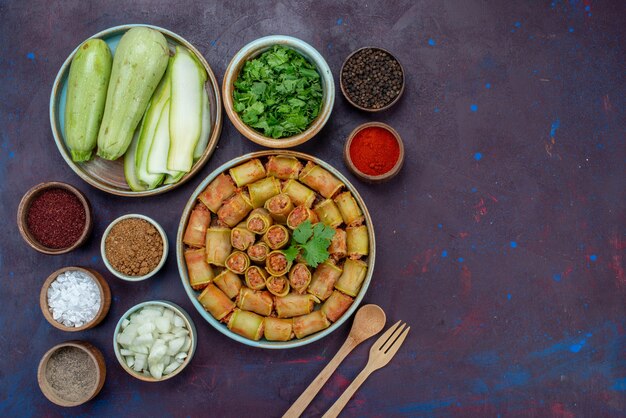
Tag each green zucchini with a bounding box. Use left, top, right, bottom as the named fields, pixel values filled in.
left=163, top=171, right=186, bottom=185
left=193, top=87, right=211, bottom=160
left=64, top=39, right=112, bottom=162
left=146, top=100, right=181, bottom=178
left=134, top=70, right=171, bottom=189
left=168, top=46, right=207, bottom=172
left=124, top=129, right=146, bottom=192
left=97, top=27, right=169, bottom=160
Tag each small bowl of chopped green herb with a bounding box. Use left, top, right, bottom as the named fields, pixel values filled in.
left=223, top=35, right=335, bottom=148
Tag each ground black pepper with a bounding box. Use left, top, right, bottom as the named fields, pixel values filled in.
left=26, top=188, right=86, bottom=248
left=341, top=48, right=403, bottom=110
left=45, top=346, right=97, bottom=402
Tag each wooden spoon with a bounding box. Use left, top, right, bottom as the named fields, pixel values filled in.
left=283, top=304, right=386, bottom=418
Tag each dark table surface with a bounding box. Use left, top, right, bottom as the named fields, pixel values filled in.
left=1, top=1, right=624, bottom=417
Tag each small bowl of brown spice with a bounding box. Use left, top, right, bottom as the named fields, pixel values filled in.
left=340, top=47, right=404, bottom=112
left=37, top=340, right=106, bottom=407
left=17, top=181, right=93, bottom=255
left=101, top=214, right=168, bottom=281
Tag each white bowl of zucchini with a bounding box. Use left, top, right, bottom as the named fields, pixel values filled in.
left=50, top=24, right=222, bottom=196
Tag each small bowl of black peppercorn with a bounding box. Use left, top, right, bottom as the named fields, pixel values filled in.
left=340, top=47, right=404, bottom=112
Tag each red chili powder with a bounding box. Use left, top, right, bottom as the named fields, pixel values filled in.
left=26, top=188, right=86, bottom=248
left=349, top=127, right=400, bottom=176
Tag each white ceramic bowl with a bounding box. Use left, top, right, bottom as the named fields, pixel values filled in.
left=223, top=35, right=335, bottom=148
left=113, top=300, right=197, bottom=382
left=101, top=214, right=168, bottom=281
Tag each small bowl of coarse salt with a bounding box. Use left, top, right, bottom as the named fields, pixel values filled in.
left=40, top=267, right=111, bottom=332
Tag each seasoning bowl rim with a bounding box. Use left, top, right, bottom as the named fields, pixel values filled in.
left=17, top=181, right=93, bottom=255
left=100, top=214, right=169, bottom=282
left=40, top=266, right=112, bottom=332
left=222, top=34, right=335, bottom=149
left=339, top=46, right=405, bottom=112
left=37, top=340, right=106, bottom=407
left=112, top=300, right=197, bottom=382
left=343, top=121, right=405, bottom=183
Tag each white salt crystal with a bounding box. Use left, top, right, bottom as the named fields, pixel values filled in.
left=47, top=270, right=101, bottom=327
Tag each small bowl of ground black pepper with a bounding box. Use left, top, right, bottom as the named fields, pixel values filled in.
left=17, top=182, right=92, bottom=255
left=340, top=47, right=405, bottom=112
left=37, top=340, right=106, bottom=407
left=101, top=214, right=168, bottom=282
left=344, top=122, right=405, bottom=183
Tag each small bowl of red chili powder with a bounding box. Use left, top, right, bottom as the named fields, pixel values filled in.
left=18, top=182, right=92, bottom=255
left=344, top=122, right=405, bottom=183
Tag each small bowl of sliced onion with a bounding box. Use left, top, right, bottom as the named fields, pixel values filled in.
left=113, top=300, right=197, bottom=382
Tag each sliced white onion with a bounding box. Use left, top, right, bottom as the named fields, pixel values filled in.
left=133, top=333, right=154, bottom=346
left=117, top=305, right=192, bottom=380
left=172, top=327, right=189, bottom=338
left=163, top=309, right=174, bottom=321
left=181, top=336, right=191, bottom=353
left=149, top=361, right=164, bottom=379
left=129, top=344, right=148, bottom=354
left=142, top=308, right=163, bottom=317
left=125, top=356, right=135, bottom=368
left=155, top=316, right=171, bottom=333
left=133, top=354, right=146, bottom=372
left=173, top=315, right=185, bottom=327
left=164, top=361, right=181, bottom=375
left=167, top=337, right=185, bottom=356
left=117, top=332, right=134, bottom=346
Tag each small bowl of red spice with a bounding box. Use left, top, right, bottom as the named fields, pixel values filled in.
left=17, top=182, right=92, bottom=255
left=344, top=122, right=405, bottom=183
left=101, top=214, right=168, bottom=282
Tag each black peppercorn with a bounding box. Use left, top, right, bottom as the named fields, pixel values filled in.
left=341, top=47, right=403, bottom=110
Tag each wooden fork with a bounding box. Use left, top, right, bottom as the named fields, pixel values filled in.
left=322, top=321, right=410, bottom=418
